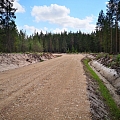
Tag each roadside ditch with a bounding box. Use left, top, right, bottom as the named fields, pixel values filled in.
left=82, top=55, right=120, bottom=120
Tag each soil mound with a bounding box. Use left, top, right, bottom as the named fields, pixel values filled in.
left=0, top=53, right=55, bottom=72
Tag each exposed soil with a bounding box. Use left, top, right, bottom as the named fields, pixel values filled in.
left=0, top=53, right=56, bottom=72
left=85, top=54, right=120, bottom=119
left=0, top=54, right=91, bottom=120
left=87, top=53, right=120, bottom=104
left=82, top=59, right=111, bottom=120
left=91, top=53, right=120, bottom=74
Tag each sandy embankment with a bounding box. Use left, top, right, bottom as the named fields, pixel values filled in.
left=0, top=53, right=55, bottom=72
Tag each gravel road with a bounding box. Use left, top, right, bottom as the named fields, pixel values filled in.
left=0, top=54, right=91, bottom=120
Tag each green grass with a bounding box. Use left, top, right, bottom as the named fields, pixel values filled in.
left=83, top=58, right=120, bottom=120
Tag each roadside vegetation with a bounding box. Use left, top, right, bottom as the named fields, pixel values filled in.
left=83, top=58, right=120, bottom=120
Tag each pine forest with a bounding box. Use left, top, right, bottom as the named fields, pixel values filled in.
left=0, top=0, right=120, bottom=54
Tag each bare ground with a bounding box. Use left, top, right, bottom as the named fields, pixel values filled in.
left=0, top=54, right=91, bottom=120
left=0, top=53, right=55, bottom=72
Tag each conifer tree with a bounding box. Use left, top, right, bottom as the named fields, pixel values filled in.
left=0, top=0, right=16, bottom=52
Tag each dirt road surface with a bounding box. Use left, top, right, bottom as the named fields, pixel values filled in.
left=0, top=54, right=91, bottom=120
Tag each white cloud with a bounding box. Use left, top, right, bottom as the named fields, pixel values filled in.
left=52, top=28, right=68, bottom=34
left=24, top=25, right=47, bottom=35
left=31, top=4, right=70, bottom=22
left=105, top=2, right=109, bottom=5
left=23, top=25, right=68, bottom=35
left=13, top=0, right=25, bottom=13
left=31, top=4, right=96, bottom=33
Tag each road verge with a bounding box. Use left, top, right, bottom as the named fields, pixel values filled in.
left=82, top=58, right=120, bottom=120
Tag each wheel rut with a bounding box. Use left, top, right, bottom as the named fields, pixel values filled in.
left=0, top=54, right=91, bottom=120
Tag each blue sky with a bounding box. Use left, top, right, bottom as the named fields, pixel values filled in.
left=13, top=0, right=108, bottom=35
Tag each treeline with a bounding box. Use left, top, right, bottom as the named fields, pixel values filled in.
left=0, top=0, right=120, bottom=53
left=96, top=0, right=120, bottom=53
left=0, top=0, right=99, bottom=53
left=0, top=28, right=99, bottom=53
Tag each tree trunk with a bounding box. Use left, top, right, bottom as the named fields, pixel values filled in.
left=111, top=27, right=113, bottom=53
left=119, top=30, right=120, bottom=54
left=116, top=21, right=118, bottom=53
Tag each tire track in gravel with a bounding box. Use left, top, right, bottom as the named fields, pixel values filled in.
left=0, top=54, right=91, bottom=120
left=0, top=56, right=69, bottom=108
